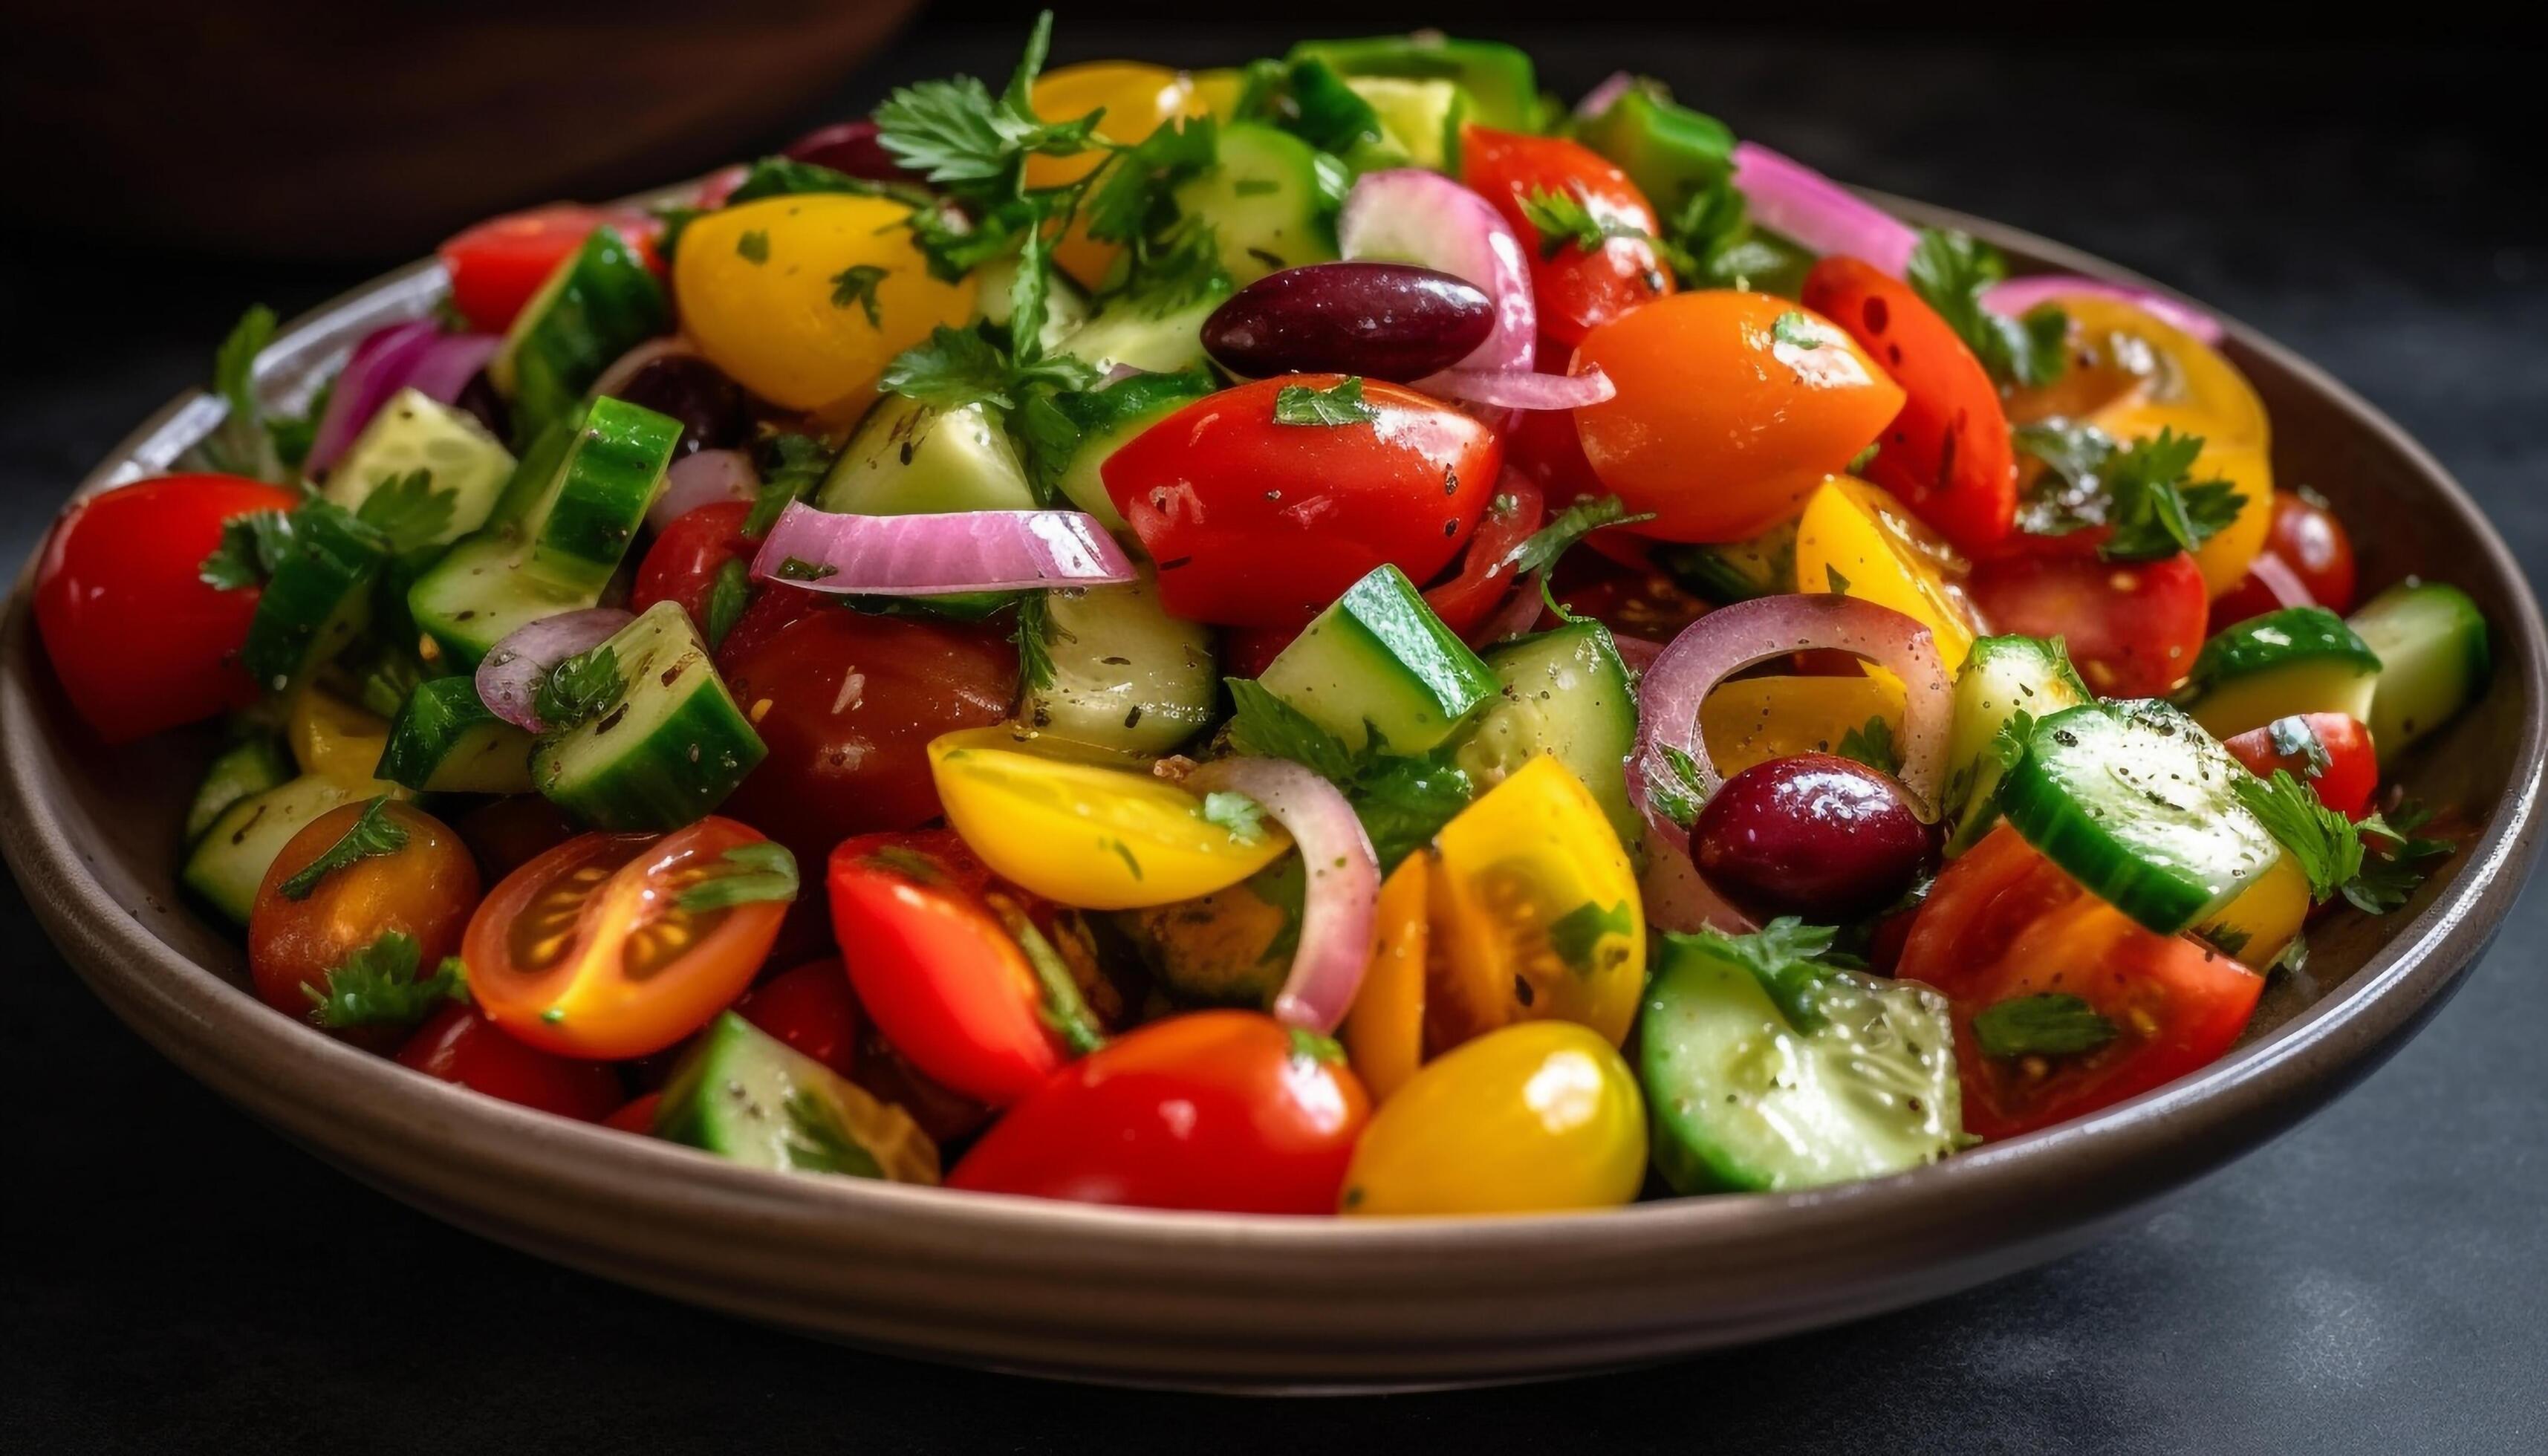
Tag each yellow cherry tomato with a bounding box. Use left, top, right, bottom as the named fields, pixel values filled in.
left=1341, top=1021, right=1647, bottom=1216
left=1700, top=674, right=1905, bottom=780
left=2053, top=293, right=2270, bottom=452
left=287, top=684, right=391, bottom=787
left=2090, top=401, right=2277, bottom=599
left=1024, top=62, right=1211, bottom=287
left=2197, top=853, right=2310, bottom=971
left=1425, top=755, right=1645, bottom=1050
left=1341, top=854, right=1430, bottom=1102
left=1791, top=475, right=1982, bottom=673
left=674, top=195, right=975, bottom=412
left=927, top=728, right=1290, bottom=909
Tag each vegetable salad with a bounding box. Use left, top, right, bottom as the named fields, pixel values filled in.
left=33, top=18, right=2491, bottom=1216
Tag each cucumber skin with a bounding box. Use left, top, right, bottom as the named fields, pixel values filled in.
left=180, top=774, right=365, bottom=923
left=533, top=398, right=681, bottom=570
left=2189, top=605, right=2382, bottom=688
left=241, top=506, right=394, bottom=692
left=495, top=227, right=670, bottom=450
left=1940, top=634, right=2091, bottom=858
left=379, top=676, right=534, bottom=795
left=532, top=602, right=766, bottom=831
left=1259, top=564, right=1497, bottom=755
left=656, top=1013, right=939, bottom=1183
left=1287, top=35, right=1540, bottom=132
left=183, top=735, right=296, bottom=846
left=2350, top=580, right=2491, bottom=764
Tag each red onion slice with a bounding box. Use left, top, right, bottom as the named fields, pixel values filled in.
left=648, top=449, right=759, bottom=532
left=1338, top=169, right=1537, bottom=380
left=1637, top=821, right=1755, bottom=935
left=1731, top=141, right=1918, bottom=278
left=1183, top=757, right=1380, bottom=1034
left=589, top=338, right=695, bottom=402
left=1421, top=363, right=1616, bottom=412
left=1982, top=275, right=2226, bottom=346
left=750, top=502, right=1135, bottom=597
left=475, top=608, right=634, bottom=733
left=306, top=322, right=502, bottom=475
left=1573, top=71, right=1637, bottom=122
left=2238, top=550, right=2316, bottom=611
left=1472, top=573, right=1548, bottom=647
left=1628, top=594, right=1952, bottom=857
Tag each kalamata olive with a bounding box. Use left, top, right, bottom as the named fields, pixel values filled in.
left=781, top=119, right=918, bottom=185
left=453, top=368, right=509, bottom=442
left=1691, top=752, right=1932, bottom=923
left=611, top=354, right=749, bottom=458
left=1201, top=262, right=1495, bottom=382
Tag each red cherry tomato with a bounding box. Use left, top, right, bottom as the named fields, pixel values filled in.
left=2223, top=712, right=2378, bottom=820
left=2214, top=490, right=2359, bottom=631
left=33, top=474, right=300, bottom=742
left=1223, top=626, right=1295, bottom=680
left=1802, top=256, right=2018, bottom=556
left=1896, top=825, right=2264, bottom=1141
left=735, top=958, right=862, bottom=1079
left=1549, top=542, right=1712, bottom=646
left=1420, top=472, right=1545, bottom=639
left=948, top=1011, right=1371, bottom=1214
left=603, top=1091, right=663, bottom=1133
left=394, top=1004, right=624, bottom=1122
left=437, top=204, right=663, bottom=334
left=1101, top=375, right=1503, bottom=628
left=715, top=608, right=1016, bottom=866
left=1967, top=547, right=2208, bottom=698
left=1460, top=126, right=1673, bottom=346
left=1501, top=340, right=1609, bottom=500
left=827, top=831, right=1067, bottom=1107
left=631, top=501, right=755, bottom=634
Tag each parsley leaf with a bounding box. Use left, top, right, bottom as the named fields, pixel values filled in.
left=535, top=645, right=623, bottom=729
left=782, top=1090, right=885, bottom=1178
left=299, top=931, right=468, bottom=1033
left=1507, top=494, right=1656, bottom=576
left=1772, top=311, right=1824, bottom=349
left=1906, top=228, right=2067, bottom=388
left=744, top=432, right=834, bottom=540
left=199, top=305, right=288, bottom=483
left=883, top=325, right=1021, bottom=412
left=278, top=798, right=409, bottom=902
left=735, top=229, right=770, bottom=264
left=1347, top=753, right=1472, bottom=873
left=1648, top=743, right=1709, bottom=829
left=2013, top=420, right=2244, bottom=562
left=1201, top=790, right=1269, bottom=845
left=2344, top=810, right=2454, bottom=914
left=1834, top=715, right=1901, bottom=776
left=351, top=468, right=458, bottom=553
left=2268, top=715, right=2333, bottom=776
left=871, top=10, right=1099, bottom=206
left=675, top=841, right=799, bottom=914
left=1085, top=115, right=1218, bottom=248
left=1011, top=591, right=1060, bottom=694
left=1662, top=178, right=1798, bottom=290
left=199, top=508, right=293, bottom=591
left=1972, top=992, right=2118, bottom=1059
left=1273, top=376, right=1382, bottom=426
left=2232, top=769, right=2365, bottom=903
left=829, top=264, right=888, bottom=325
left=703, top=558, right=751, bottom=651
left=1225, top=678, right=1357, bottom=781
left=1519, top=186, right=1655, bottom=261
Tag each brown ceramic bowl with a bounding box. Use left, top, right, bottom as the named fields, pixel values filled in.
left=2, top=197, right=2541, bottom=1393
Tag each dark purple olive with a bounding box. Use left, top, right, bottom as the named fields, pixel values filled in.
left=612, top=354, right=749, bottom=458
left=781, top=119, right=919, bottom=185
left=1691, top=752, right=1932, bottom=923
left=1201, top=262, right=1495, bottom=382
left=453, top=368, right=509, bottom=442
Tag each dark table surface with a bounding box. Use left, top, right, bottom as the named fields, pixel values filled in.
left=5, top=22, right=2544, bottom=1455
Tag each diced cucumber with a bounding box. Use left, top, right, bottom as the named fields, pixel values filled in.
left=1288, top=34, right=1540, bottom=133
left=1345, top=76, right=1466, bottom=172
left=1652, top=519, right=1798, bottom=604
left=320, top=388, right=516, bottom=546
left=408, top=397, right=680, bottom=666
left=180, top=774, right=377, bottom=923
left=1057, top=288, right=1225, bottom=376
left=488, top=227, right=670, bottom=449
left=1572, top=81, right=1736, bottom=213
left=1997, top=699, right=2280, bottom=935
left=531, top=601, right=766, bottom=831
left=378, top=676, right=535, bottom=795
left=816, top=394, right=1036, bottom=516
left=1639, top=930, right=1963, bottom=1194
left=1173, top=122, right=1342, bottom=286
left=1022, top=566, right=1218, bottom=755
left=2348, top=580, right=2490, bottom=764
left=1118, top=857, right=1303, bottom=1013
left=183, top=735, right=295, bottom=846
left=2185, top=606, right=2382, bottom=742
left=1039, top=368, right=1216, bottom=530
left=1940, top=634, right=2093, bottom=857
left=241, top=504, right=396, bottom=693
left=973, top=252, right=1091, bottom=353
left=1451, top=620, right=1642, bottom=850
left=656, top=1012, right=939, bottom=1184
left=1258, top=565, right=1497, bottom=755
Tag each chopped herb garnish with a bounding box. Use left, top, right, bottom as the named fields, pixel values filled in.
left=1674, top=917, right=1864, bottom=1033
left=1648, top=743, right=1709, bottom=828
left=1226, top=678, right=1357, bottom=781
left=743, top=432, right=833, bottom=540
left=1287, top=1026, right=1345, bottom=1065
left=675, top=841, right=799, bottom=913
left=2013, top=420, right=2244, bottom=562
left=199, top=508, right=294, bottom=591
left=882, top=324, right=1030, bottom=412
left=278, top=798, right=409, bottom=902
left=535, top=645, right=623, bottom=729
left=828, top=264, right=889, bottom=325
left=2232, top=769, right=2449, bottom=914
left=2345, top=806, right=2454, bottom=914
left=1905, top=228, right=2069, bottom=388
left=1972, top=992, right=2118, bottom=1059
left=1010, top=591, right=1059, bottom=694
left=783, top=1090, right=885, bottom=1178
left=735, top=229, right=770, bottom=264
left=1272, top=375, right=1381, bottom=427
left=1834, top=715, right=1901, bottom=776
left=990, top=897, right=1108, bottom=1054
left=773, top=556, right=840, bottom=583
left=1519, top=186, right=1654, bottom=261
left=703, top=557, right=751, bottom=651
left=1223, top=678, right=1474, bottom=870
left=299, top=931, right=467, bottom=1032
left=1825, top=563, right=1851, bottom=594
left=1772, top=311, right=1824, bottom=349
left=1202, top=790, right=1268, bottom=845
left=352, top=468, right=458, bottom=553
left=1548, top=899, right=1635, bottom=975
left=1507, top=494, right=1655, bottom=577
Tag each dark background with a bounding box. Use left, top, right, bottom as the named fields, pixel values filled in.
left=5, top=13, right=2545, bottom=1454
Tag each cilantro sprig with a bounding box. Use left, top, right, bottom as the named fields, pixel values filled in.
left=199, top=508, right=294, bottom=591
left=1519, top=186, right=1657, bottom=261
left=1507, top=494, right=1656, bottom=578
left=1834, top=716, right=1900, bottom=776
left=1272, top=376, right=1380, bottom=427
left=535, top=646, right=623, bottom=729
left=301, top=931, right=468, bottom=1033
left=2014, top=421, right=2245, bottom=562
left=1671, top=917, right=1865, bottom=1033
left=1906, top=229, right=2070, bottom=389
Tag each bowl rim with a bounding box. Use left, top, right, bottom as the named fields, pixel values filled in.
left=5, top=193, right=2543, bottom=1265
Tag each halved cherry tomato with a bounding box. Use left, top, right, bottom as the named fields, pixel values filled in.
left=1461, top=126, right=1673, bottom=346
left=2214, top=489, right=2358, bottom=629
left=1547, top=546, right=1709, bottom=646
left=1100, top=374, right=1503, bottom=628
left=1803, top=256, right=2017, bottom=556
left=1340, top=854, right=1432, bottom=1102
left=1573, top=293, right=1903, bottom=542
left=948, top=1011, right=1371, bottom=1213
left=1420, top=472, right=1544, bottom=640
left=395, top=1004, right=625, bottom=1122
left=1897, top=825, right=2264, bottom=1141
left=1966, top=546, right=2208, bottom=698
left=631, top=500, right=754, bottom=636
left=248, top=799, right=482, bottom=1031
left=735, top=957, right=862, bottom=1079
left=603, top=1091, right=663, bottom=1133
left=2223, top=712, right=2378, bottom=821
left=438, top=204, right=663, bottom=334
left=828, top=831, right=1070, bottom=1106
left=34, top=474, right=301, bottom=742
left=463, top=818, right=787, bottom=1060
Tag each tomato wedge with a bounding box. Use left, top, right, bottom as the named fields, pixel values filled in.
left=1420, top=472, right=1544, bottom=640
left=438, top=203, right=663, bottom=334
left=1966, top=545, right=2208, bottom=698
left=462, top=817, right=787, bottom=1060
left=2223, top=712, right=2378, bottom=821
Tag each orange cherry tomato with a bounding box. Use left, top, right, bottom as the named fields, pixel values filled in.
left=1572, top=292, right=1904, bottom=542
left=247, top=800, right=482, bottom=1033
left=395, top=1004, right=625, bottom=1122
left=1460, top=126, right=1674, bottom=346
left=462, top=817, right=787, bottom=1060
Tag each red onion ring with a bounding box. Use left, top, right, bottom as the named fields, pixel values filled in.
left=1337, top=169, right=1538, bottom=383
left=750, top=501, right=1135, bottom=597
left=1628, top=594, right=1952, bottom=856
left=306, top=322, right=501, bottom=475
left=588, top=337, right=694, bottom=402
left=1472, top=573, right=1549, bottom=646
left=1183, top=757, right=1379, bottom=1034
left=1730, top=141, right=1917, bottom=278
left=1982, top=275, right=2225, bottom=345
left=648, top=449, right=759, bottom=533
left=1421, top=363, right=1616, bottom=412
left=475, top=608, right=634, bottom=733
left=1637, top=821, right=1755, bottom=935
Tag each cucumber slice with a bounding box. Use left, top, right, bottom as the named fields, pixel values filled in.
left=531, top=601, right=766, bottom=831
left=378, top=676, right=535, bottom=794
left=1639, top=930, right=1963, bottom=1194
left=1652, top=519, right=1798, bottom=604
left=1057, top=288, right=1225, bottom=376
left=1258, top=564, right=1497, bottom=755
left=1119, top=858, right=1303, bottom=1013
left=816, top=394, right=1036, bottom=516
left=1998, top=699, right=2280, bottom=934
left=180, top=773, right=378, bottom=923
left=2184, top=606, right=2382, bottom=742
left=657, top=1012, right=939, bottom=1184
left=183, top=735, right=296, bottom=846
left=1451, top=620, right=1642, bottom=850
left=1940, top=634, right=2093, bottom=857
left=241, top=504, right=396, bottom=693
left=408, top=397, right=680, bottom=666
left=1040, top=368, right=1216, bottom=530
left=1023, top=566, right=1218, bottom=755
left=1288, top=34, right=1539, bottom=133
left=320, top=388, right=516, bottom=546
left=2348, top=580, right=2490, bottom=764
left=489, top=226, right=670, bottom=449
left=1173, top=122, right=1342, bottom=285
